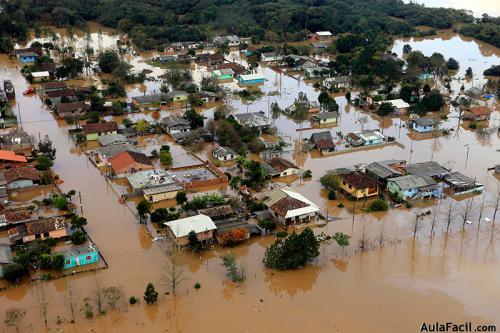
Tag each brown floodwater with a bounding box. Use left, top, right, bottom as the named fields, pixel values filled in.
left=0, top=23, right=499, bottom=332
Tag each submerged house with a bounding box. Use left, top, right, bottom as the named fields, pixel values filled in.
left=8, top=217, right=69, bottom=244
left=462, top=106, right=492, bottom=121
left=160, top=116, right=192, bottom=135
left=165, top=214, right=217, bottom=246
left=365, top=160, right=406, bottom=184
left=411, top=118, right=437, bottom=133
left=444, top=172, right=484, bottom=195
left=0, top=244, right=13, bottom=278
left=387, top=175, right=442, bottom=200
left=55, top=102, right=89, bottom=119
left=237, top=74, right=266, bottom=85
left=254, top=187, right=320, bottom=227
left=82, top=122, right=119, bottom=141
left=233, top=112, right=272, bottom=132
left=309, top=131, right=335, bottom=154
left=212, top=146, right=236, bottom=161
left=211, top=68, right=234, bottom=80
left=346, top=130, right=386, bottom=147
left=0, top=129, right=33, bottom=155
left=127, top=169, right=184, bottom=202
left=58, top=243, right=99, bottom=269
left=262, top=157, right=299, bottom=178
left=0, top=166, right=41, bottom=190
left=405, top=161, right=449, bottom=179
left=311, top=111, right=339, bottom=125
left=108, top=150, right=154, bottom=177
left=339, top=171, right=379, bottom=199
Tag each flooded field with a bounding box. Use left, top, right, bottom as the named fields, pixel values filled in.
left=0, top=23, right=499, bottom=332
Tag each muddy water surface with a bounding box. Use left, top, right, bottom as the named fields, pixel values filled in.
left=0, top=24, right=499, bottom=333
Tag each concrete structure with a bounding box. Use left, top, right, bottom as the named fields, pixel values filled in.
left=58, top=243, right=99, bottom=269
left=412, top=118, right=436, bottom=133
left=214, top=35, right=240, bottom=47
left=31, top=71, right=50, bottom=82
left=339, top=172, right=379, bottom=199
left=212, top=146, right=236, bottom=161
left=254, top=187, right=319, bottom=226
left=165, top=215, right=217, bottom=246
left=237, top=73, right=266, bottom=85
left=387, top=175, right=442, bottom=200
left=82, top=122, right=118, bottom=141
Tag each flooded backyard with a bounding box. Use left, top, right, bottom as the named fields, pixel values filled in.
left=0, top=23, right=499, bottom=332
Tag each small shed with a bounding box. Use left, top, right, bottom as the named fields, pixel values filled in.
left=59, top=243, right=99, bottom=269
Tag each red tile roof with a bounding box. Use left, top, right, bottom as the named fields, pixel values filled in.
left=1, top=166, right=41, bottom=183
left=467, top=106, right=492, bottom=116
left=0, top=150, right=28, bottom=163
left=271, top=197, right=308, bottom=217
left=108, top=151, right=154, bottom=174
left=267, top=157, right=298, bottom=173
left=341, top=172, right=378, bottom=189
left=82, top=122, right=118, bottom=134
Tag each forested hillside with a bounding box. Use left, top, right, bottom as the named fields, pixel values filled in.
left=0, top=0, right=494, bottom=52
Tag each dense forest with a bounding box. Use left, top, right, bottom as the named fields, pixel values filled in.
left=0, top=0, right=497, bottom=52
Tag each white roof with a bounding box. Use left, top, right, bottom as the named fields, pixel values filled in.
left=383, top=99, right=410, bottom=109
left=164, top=214, right=217, bottom=238
left=316, top=31, right=332, bottom=36
left=281, top=189, right=320, bottom=219
left=239, top=73, right=265, bottom=81
left=31, top=71, right=50, bottom=78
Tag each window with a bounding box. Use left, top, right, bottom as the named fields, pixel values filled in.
left=85, top=255, right=92, bottom=261
left=65, top=259, right=71, bottom=265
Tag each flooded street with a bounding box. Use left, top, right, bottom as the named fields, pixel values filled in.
left=0, top=24, right=499, bottom=332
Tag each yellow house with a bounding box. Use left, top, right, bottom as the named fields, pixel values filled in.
left=340, top=172, right=379, bottom=199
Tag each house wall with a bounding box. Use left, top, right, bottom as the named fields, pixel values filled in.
left=340, top=181, right=378, bottom=199
left=319, top=117, right=337, bottom=124
left=364, top=138, right=384, bottom=146
left=279, top=168, right=299, bottom=177
left=7, top=179, right=35, bottom=190
left=167, top=229, right=214, bottom=246
left=49, top=229, right=68, bottom=239
left=114, top=163, right=154, bottom=177
left=64, top=250, right=99, bottom=269
left=144, top=190, right=179, bottom=203
left=213, top=153, right=235, bottom=161
left=412, top=123, right=434, bottom=133
left=86, top=130, right=117, bottom=141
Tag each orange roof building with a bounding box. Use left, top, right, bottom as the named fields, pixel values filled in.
left=462, top=106, right=492, bottom=121
left=0, top=150, right=28, bottom=163
left=108, top=150, right=154, bottom=176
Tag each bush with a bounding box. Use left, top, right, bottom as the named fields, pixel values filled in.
left=328, top=190, right=337, bottom=200
left=263, top=228, right=320, bottom=270
left=54, top=196, right=68, bottom=210
left=129, top=296, right=138, bottom=304
left=70, top=230, right=87, bottom=245
left=40, top=273, right=53, bottom=281
left=368, top=198, right=389, bottom=212
left=3, top=263, right=26, bottom=282
left=258, top=219, right=276, bottom=231
left=194, top=282, right=201, bottom=289
left=276, top=231, right=288, bottom=238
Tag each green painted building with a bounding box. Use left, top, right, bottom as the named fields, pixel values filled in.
left=211, top=68, right=234, bottom=80
left=59, top=243, right=99, bottom=269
